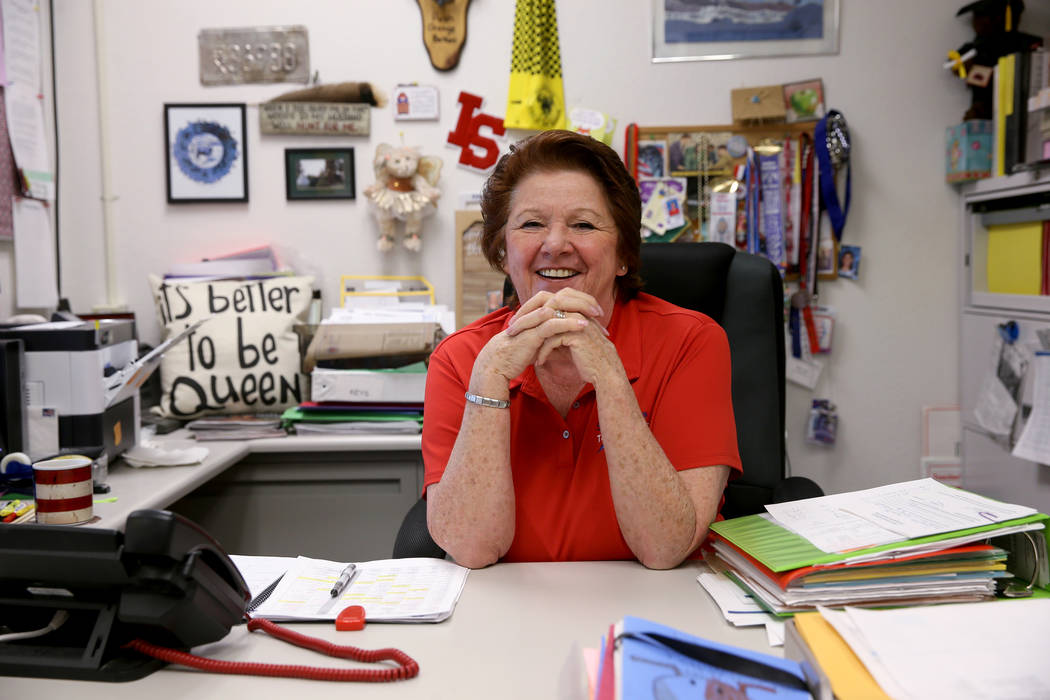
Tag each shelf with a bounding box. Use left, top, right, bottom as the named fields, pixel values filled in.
left=963, top=173, right=1050, bottom=312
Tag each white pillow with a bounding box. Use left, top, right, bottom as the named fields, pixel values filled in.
left=148, top=274, right=314, bottom=418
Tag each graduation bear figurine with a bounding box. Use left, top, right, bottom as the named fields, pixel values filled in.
left=949, top=0, right=1042, bottom=121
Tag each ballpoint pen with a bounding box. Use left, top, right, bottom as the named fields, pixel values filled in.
left=330, top=563, right=358, bottom=598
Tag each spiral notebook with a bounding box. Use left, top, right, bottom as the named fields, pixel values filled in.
left=231, top=555, right=469, bottom=623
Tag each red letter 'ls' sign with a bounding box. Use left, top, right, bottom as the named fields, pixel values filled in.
left=447, top=91, right=506, bottom=172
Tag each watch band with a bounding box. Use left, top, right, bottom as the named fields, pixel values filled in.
left=464, top=391, right=510, bottom=409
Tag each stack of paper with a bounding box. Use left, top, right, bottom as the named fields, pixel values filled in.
left=705, top=479, right=1048, bottom=616
left=186, top=414, right=287, bottom=441
left=787, top=600, right=1050, bottom=700
left=165, top=245, right=284, bottom=281
left=232, top=555, right=468, bottom=623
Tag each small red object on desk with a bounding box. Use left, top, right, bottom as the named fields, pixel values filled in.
left=336, top=605, right=366, bottom=631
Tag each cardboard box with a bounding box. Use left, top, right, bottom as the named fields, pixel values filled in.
left=298, top=322, right=441, bottom=372
left=945, top=120, right=992, bottom=183
left=731, top=85, right=787, bottom=125
left=311, top=366, right=426, bottom=403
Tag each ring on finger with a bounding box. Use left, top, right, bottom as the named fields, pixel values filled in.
left=554, top=309, right=566, bottom=319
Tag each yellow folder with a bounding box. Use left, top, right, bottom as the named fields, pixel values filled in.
left=793, top=612, right=891, bottom=700
left=986, top=221, right=1042, bottom=295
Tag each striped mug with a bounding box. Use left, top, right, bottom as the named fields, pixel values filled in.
left=33, top=455, right=94, bottom=525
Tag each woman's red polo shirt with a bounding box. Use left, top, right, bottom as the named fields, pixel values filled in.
left=422, top=293, right=741, bottom=562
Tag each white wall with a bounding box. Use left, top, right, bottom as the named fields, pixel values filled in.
left=40, top=0, right=1049, bottom=494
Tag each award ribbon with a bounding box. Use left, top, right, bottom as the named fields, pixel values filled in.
left=758, top=150, right=785, bottom=268
left=815, top=110, right=851, bottom=242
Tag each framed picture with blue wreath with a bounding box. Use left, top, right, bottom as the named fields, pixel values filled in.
left=164, top=103, right=248, bottom=203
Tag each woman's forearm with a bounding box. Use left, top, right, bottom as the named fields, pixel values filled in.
left=426, top=370, right=516, bottom=568
left=595, top=375, right=725, bottom=569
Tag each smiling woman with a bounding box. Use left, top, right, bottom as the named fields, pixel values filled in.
left=422, top=131, right=740, bottom=570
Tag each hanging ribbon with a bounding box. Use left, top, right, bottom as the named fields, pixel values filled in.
left=815, top=110, right=851, bottom=242
left=624, top=123, right=639, bottom=180
left=789, top=135, right=821, bottom=359
left=744, top=148, right=760, bottom=254
left=504, top=0, right=566, bottom=130
left=758, top=148, right=785, bottom=269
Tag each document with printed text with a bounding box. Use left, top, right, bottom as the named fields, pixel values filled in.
left=765, top=478, right=1036, bottom=552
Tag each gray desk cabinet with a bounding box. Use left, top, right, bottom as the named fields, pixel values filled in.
left=169, top=450, right=423, bottom=562
left=959, top=170, right=1050, bottom=513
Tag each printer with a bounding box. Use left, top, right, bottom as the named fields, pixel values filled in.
left=0, top=320, right=139, bottom=463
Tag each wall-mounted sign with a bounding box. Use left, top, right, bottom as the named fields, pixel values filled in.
left=394, top=85, right=440, bottom=121
left=259, top=102, right=370, bottom=136
left=199, top=26, right=310, bottom=86
left=447, top=91, right=505, bottom=172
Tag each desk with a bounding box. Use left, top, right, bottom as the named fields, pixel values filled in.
left=3, top=560, right=776, bottom=699
left=94, top=432, right=424, bottom=560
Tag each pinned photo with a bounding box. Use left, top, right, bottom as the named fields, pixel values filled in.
left=838, top=244, right=861, bottom=280
left=783, top=79, right=826, bottom=123
left=637, top=140, right=669, bottom=180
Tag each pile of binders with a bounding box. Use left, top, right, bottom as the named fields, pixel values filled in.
left=707, top=478, right=1049, bottom=616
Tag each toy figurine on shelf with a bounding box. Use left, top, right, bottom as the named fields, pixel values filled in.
left=947, top=0, right=1042, bottom=121
left=364, top=143, right=443, bottom=252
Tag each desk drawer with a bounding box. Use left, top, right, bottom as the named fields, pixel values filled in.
left=169, top=451, right=423, bottom=562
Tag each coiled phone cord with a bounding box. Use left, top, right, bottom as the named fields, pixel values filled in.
left=124, top=616, right=419, bottom=682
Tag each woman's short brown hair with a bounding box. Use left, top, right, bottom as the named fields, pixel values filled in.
left=480, top=130, right=642, bottom=304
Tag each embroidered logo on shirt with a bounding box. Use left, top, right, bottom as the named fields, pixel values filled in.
left=595, top=411, right=650, bottom=452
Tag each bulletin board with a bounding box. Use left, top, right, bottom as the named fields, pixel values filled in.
left=455, top=210, right=506, bottom=329
left=626, top=122, right=824, bottom=277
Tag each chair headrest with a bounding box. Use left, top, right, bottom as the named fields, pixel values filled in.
left=639, top=242, right=735, bottom=323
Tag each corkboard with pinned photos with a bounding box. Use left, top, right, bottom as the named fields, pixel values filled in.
left=456, top=210, right=509, bottom=330
left=626, top=122, right=830, bottom=278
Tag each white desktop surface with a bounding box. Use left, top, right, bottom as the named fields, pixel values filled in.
left=93, top=431, right=423, bottom=530
left=3, top=560, right=775, bottom=699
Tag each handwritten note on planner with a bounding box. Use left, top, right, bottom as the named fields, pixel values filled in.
left=249, top=556, right=469, bottom=623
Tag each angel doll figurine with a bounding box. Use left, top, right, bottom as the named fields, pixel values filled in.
left=364, top=143, right=443, bottom=252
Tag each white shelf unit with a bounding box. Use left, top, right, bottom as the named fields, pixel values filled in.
left=959, top=169, right=1050, bottom=513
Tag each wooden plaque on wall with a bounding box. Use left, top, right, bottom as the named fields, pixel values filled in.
left=455, top=210, right=506, bottom=329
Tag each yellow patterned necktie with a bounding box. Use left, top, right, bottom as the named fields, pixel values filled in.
left=505, top=0, right=566, bottom=130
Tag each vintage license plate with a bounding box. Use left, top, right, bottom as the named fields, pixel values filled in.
left=199, top=26, right=309, bottom=85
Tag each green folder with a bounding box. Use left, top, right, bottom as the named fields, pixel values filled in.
left=710, top=512, right=1050, bottom=579
left=280, top=407, right=423, bottom=425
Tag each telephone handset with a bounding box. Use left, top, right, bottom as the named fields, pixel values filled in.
left=0, top=509, right=249, bottom=681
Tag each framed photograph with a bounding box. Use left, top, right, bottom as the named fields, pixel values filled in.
left=652, top=0, right=839, bottom=63
left=284, top=148, right=356, bottom=200
left=783, top=79, right=826, bottom=123
left=164, top=103, right=247, bottom=203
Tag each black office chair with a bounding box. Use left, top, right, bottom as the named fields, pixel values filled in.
left=392, top=242, right=822, bottom=558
